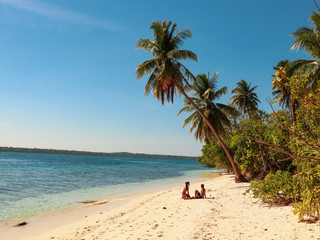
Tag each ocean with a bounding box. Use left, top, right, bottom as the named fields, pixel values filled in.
left=0, top=152, right=214, bottom=225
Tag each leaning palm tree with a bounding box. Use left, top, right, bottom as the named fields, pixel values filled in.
left=178, top=71, right=235, bottom=142
left=136, top=20, right=246, bottom=182
left=230, top=80, right=260, bottom=118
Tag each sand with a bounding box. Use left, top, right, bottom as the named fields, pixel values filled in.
left=2, top=174, right=320, bottom=240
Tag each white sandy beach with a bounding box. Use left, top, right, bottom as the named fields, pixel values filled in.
left=2, top=174, right=320, bottom=240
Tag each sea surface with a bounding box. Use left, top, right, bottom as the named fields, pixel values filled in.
left=0, top=152, right=214, bottom=225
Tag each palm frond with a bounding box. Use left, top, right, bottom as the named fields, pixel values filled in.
left=287, top=59, right=318, bottom=76
left=135, top=58, right=158, bottom=79
left=136, top=39, right=160, bottom=56
left=144, top=68, right=159, bottom=95
left=168, top=50, right=198, bottom=61
left=183, top=110, right=200, bottom=128
left=177, top=105, right=195, bottom=115
left=171, top=28, right=192, bottom=48
left=150, top=21, right=165, bottom=49
left=214, top=86, right=228, bottom=100
left=174, top=61, right=197, bottom=83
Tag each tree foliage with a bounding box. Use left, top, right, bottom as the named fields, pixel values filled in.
left=197, top=141, right=232, bottom=171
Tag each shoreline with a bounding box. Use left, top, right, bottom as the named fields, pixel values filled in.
left=0, top=168, right=219, bottom=227
left=2, top=172, right=319, bottom=240
left=0, top=170, right=222, bottom=240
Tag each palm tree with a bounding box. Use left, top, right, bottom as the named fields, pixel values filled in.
left=136, top=20, right=197, bottom=104
left=230, top=80, right=260, bottom=118
left=230, top=80, right=270, bottom=172
left=178, top=71, right=235, bottom=142
left=291, top=12, right=320, bottom=59
left=290, top=11, right=320, bottom=88
left=136, top=20, right=246, bottom=182
left=272, top=60, right=298, bottom=124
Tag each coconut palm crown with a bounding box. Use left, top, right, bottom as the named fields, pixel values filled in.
left=135, top=20, right=198, bottom=104
left=291, top=12, right=320, bottom=59
left=290, top=12, right=320, bottom=87
left=178, top=71, right=234, bottom=141
left=230, top=80, right=260, bottom=118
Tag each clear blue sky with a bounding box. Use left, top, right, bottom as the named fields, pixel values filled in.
left=0, top=0, right=314, bottom=156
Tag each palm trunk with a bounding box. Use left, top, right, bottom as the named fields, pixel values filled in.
left=247, top=106, right=251, bottom=119
left=176, top=85, right=247, bottom=182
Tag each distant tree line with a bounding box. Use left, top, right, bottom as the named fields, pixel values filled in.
left=0, top=146, right=196, bottom=160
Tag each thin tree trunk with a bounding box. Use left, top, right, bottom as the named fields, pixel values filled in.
left=247, top=113, right=270, bottom=173
left=176, top=85, right=247, bottom=182
left=290, top=102, right=296, bottom=125
left=259, top=143, right=270, bottom=172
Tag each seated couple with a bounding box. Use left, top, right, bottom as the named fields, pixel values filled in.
left=182, top=182, right=208, bottom=199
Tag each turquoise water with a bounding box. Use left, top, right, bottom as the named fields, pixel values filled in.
left=0, top=152, right=212, bottom=224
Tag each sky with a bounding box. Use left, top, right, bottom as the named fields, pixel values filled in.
left=0, top=0, right=315, bottom=156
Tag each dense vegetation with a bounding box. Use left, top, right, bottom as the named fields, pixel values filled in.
left=197, top=12, right=320, bottom=223
left=136, top=11, right=320, bottom=223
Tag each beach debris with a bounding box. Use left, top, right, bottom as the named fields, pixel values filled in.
left=93, top=201, right=109, bottom=206
left=79, top=200, right=97, bottom=204
left=14, top=222, right=27, bottom=227
left=162, top=207, right=167, bottom=209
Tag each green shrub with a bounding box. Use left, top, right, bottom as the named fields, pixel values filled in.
left=230, top=133, right=263, bottom=174
left=245, top=171, right=300, bottom=205
left=292, top=162, right=320, bottom=223
left=197, top=141, right=232, bottom=171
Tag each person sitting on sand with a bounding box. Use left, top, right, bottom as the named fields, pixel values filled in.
left=200, top=184, right=207, bottom=199
left=182, top=181, right=191, bottom=199
left=195, top=190, right=202, bottom=199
